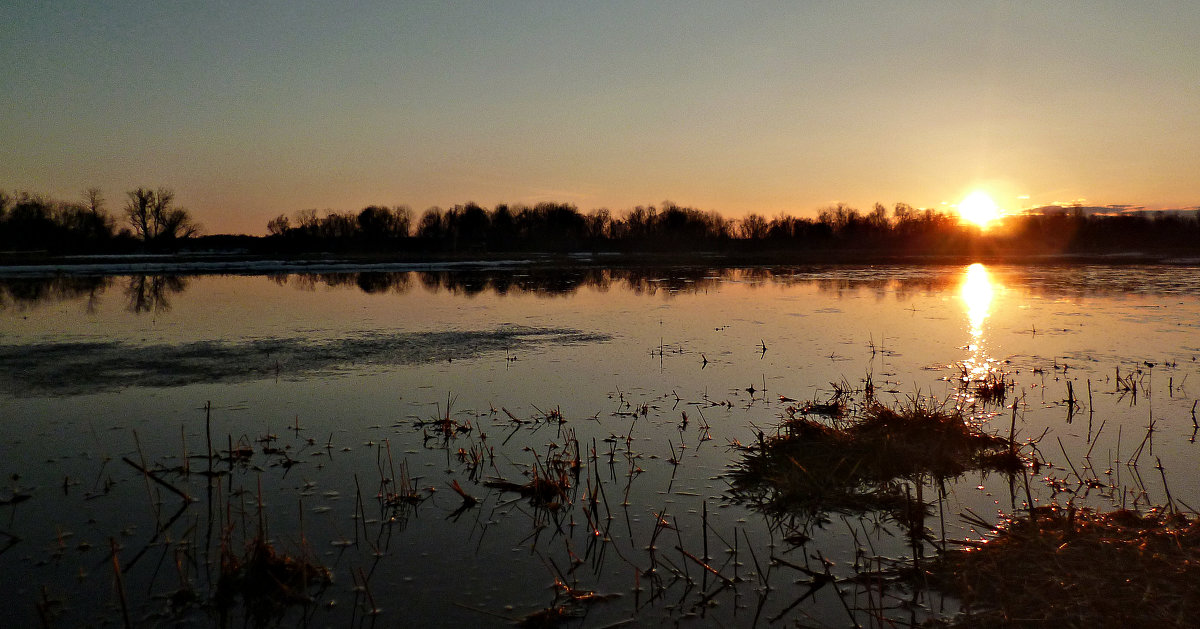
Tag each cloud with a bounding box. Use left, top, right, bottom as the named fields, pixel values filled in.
left=1026, top=203, right=1198, bottom=217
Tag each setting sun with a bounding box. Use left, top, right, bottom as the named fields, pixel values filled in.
left=957, top=190, right=1002, bottom=229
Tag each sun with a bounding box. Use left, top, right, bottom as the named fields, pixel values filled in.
left=957, top=190, right=1002, bottom=229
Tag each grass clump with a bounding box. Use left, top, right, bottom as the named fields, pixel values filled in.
left=927, top=505, right=1200, bottom=628
left=216, top=537, right=332, bottom=624
left=971, top=369, right=1011, bottom=406
left=729, top=394, right=1021, bottom=524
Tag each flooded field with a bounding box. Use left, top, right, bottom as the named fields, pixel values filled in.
left=3, top=263, right=1200, bottom=627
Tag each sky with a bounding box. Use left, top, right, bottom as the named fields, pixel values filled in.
left=3, top=1, right=1199, bottom=235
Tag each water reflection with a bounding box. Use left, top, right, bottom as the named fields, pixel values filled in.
left=125, top=275, right=188, bottom=314
left=959, top=263, right=997, bottom=383
left=0, top=275, right=108, bottom=313
left=5, top=264, right=1200, bottom=316
left=0, top=267, right=971, bottom=312
left=962, top=263, right=992, bottom=339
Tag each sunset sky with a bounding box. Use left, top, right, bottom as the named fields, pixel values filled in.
left=3, top=2, right=1198, bottom=235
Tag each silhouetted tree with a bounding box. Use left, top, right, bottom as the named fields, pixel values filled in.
left=124, top=187, right=198, bottom=245
left=489, top=204, right=517, bottom=249
left=266, top=214, right=290, bottom=237
left=586, top=208, right=613, bottom=241
left=357, top=205, right=410, bottom=242
left=416, top=207, right=444, bottom=241
left=64, top=188, right=115, bottom=244
left=252, top=196, right=1200, bottom=258
left=0, top=189, right=121, bottom=251
left=83, top=187, right=104, bottom=215
left=739, top=213, right=769, bottom=240
left=867, top=203, right=890, bottom=232
left=454, top=202, right=490, bottom=247
left=519, top=202, right=587, bottom=250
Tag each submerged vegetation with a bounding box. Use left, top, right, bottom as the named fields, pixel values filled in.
left=729, top=390, right=1022, bottom=528
left=727, top=379, right=1200, bottom=628
left=216, top=535, right=333, bottom=625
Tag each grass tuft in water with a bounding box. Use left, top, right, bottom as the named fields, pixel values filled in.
left=216, top=536, right=332, bottom=625
left=729, top=392, right=1022, bottom=525
left=926, top=505, right=1200, bottom=629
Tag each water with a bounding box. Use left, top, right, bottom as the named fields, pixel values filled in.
left=2, top=263, right=1199, bottom=627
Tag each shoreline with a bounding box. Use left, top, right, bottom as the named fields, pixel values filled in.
left=1, top=248, right=1199, bottom=277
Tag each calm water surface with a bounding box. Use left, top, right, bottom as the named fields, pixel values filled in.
left=2, top=264, right=1199, bottom=627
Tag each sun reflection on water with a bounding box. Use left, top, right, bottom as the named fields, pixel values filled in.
left=960, top=263, right=995, bottom=381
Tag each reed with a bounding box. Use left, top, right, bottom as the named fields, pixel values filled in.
left=215, top=510, right=332, bottom=625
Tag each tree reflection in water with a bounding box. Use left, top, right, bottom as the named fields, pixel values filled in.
left=0, top=275, right=110, bottom=313
left=125, top=275, right=188, bottom=314
left=3, top=266, right=971, bottom=315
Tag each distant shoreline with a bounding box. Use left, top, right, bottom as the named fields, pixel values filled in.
left=2, top=249, right=1198, bottom=277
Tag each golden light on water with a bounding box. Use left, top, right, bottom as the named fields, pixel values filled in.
left=960, top=263, right=994, bottom=380
left=962, top=263, right=993, bottom=337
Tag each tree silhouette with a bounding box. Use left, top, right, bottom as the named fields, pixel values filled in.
left=416, top=207, right=444, bottom=241
left=124, top=187, right=199, bottom=245
left=739, top=213, right=769, bottom=240
left=356, top=205, right=411, bottom=242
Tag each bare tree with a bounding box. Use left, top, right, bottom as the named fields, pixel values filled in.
left=739, top=213, right=769, bottom=240
left=84, top=187, right=105, bottom=215
left=267, top=214, right=291, bottom=236
left=125, top=187, right=155, bottom=241
left=124, top=187, right=199, bottom=243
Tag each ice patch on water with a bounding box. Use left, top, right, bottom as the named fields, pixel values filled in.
left=0, top=325, right=609, bottom=396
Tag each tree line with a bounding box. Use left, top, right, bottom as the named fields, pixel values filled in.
left=4, top=187, right=1200, bottom=257
left=0, top=187, right=198, bottom=253
left=266, top=201, right=1200, bottom=256
left=266, top=201, right=936, bottom=253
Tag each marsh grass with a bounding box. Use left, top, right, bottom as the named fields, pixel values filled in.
left=483, top=430, right=581, bottom=508
left=516, top=579, right=620, bottom=628
left=927, top=505, right=1200, bottom=628
left=11, top=363, right=1188, bottom=628
left=215, top=535, right=332, bottom=625
left=729, top=392, right=1022, bottom=524
left=972, top=370, right=1011, bottom=406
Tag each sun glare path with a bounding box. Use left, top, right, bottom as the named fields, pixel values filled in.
left=957, top=190, right=1002, bottom=229
left=960, top=263, right=995, bottom=382
left=962, top=263, right=993, bottom=339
